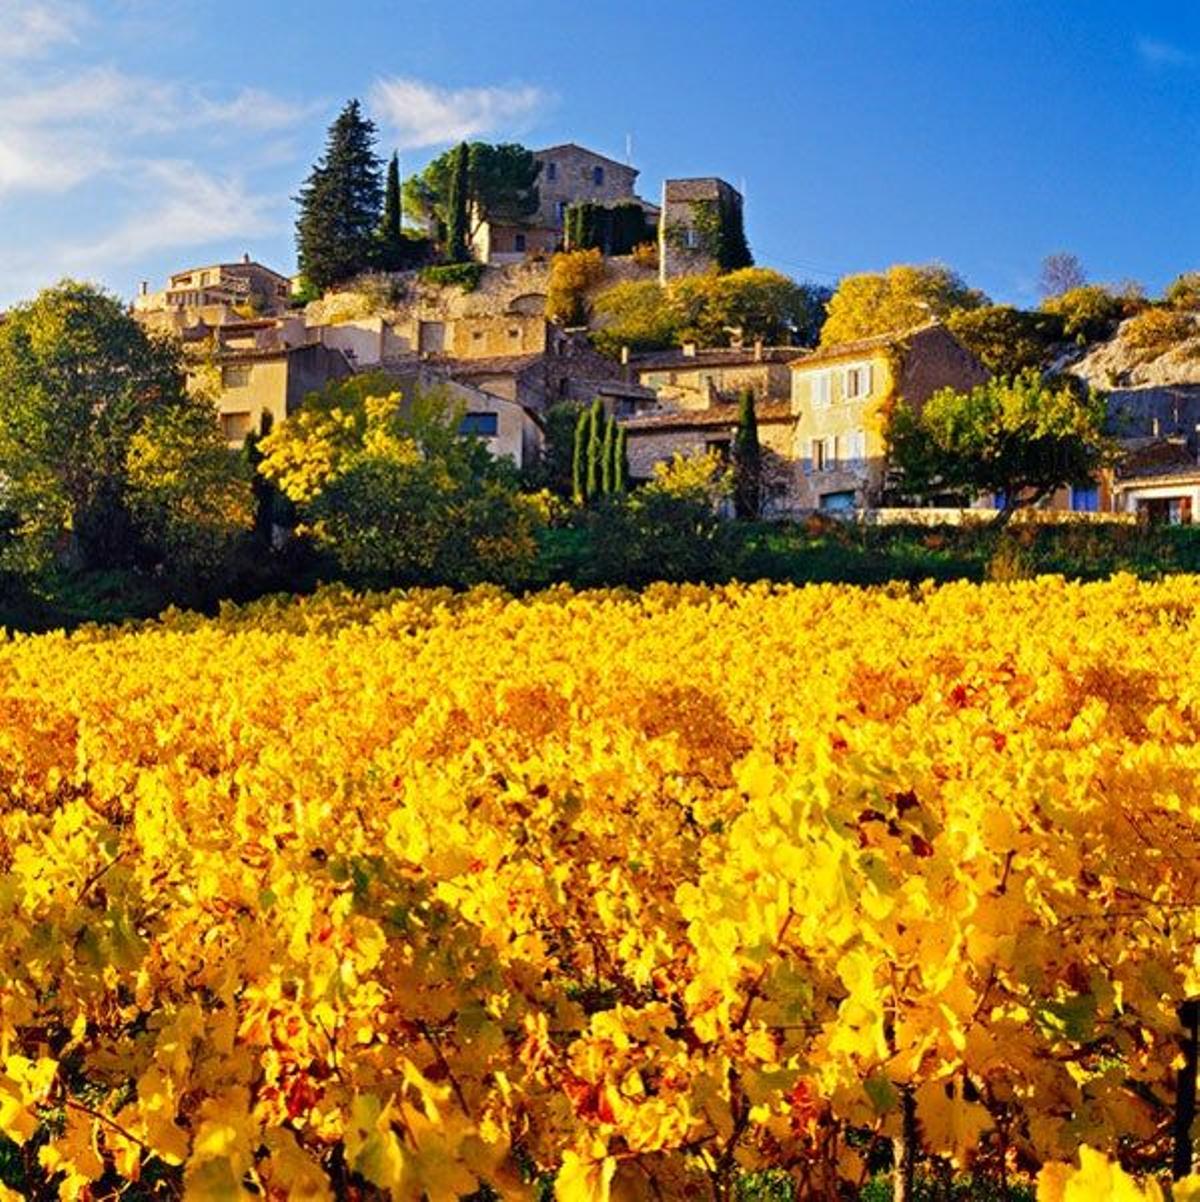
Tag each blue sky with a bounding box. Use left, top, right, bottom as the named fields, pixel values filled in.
left=1, top=0, right=1197, bottom=309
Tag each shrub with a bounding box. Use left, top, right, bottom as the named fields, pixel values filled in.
left=1123, top=306, right=1197, bottom=360
left=1164, top=271, right=1200, bottom=311
left=1041, top=285, right=1139, bottom=343
left=418, top=262, right=485, bottom=292
left=631, top=240, right=658, bottom=269
left=546, top=249, right=606, bottom=325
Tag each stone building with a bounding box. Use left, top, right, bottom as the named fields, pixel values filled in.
left=789, top=323, right=987, bottom=510
left=633, top=344, right=805, bottom=410
left=620, top=323, right=988, bottom=513
left=658, top=178, right=745, bottom=281
left=133, top=255, right=292, bottom=331
left=472, top=143, right=658, bottom=263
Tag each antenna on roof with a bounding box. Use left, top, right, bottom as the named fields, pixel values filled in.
left=626, top=133, right=634, bottom=166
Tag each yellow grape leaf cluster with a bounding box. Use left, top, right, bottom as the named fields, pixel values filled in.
left=1, top=575, right=1200, bottom=1197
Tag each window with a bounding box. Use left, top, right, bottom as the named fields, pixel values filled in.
left=509, top=328, right=520, bottom=338
left=221, top=364, right=251, bottom=388
left=850, top=430, right=867, bottom=464
left=472, top=330, right=484, bottom=341
left=825, top=435, right=837, bottom=468
left=819, top=490, right=856, bottom=511
left=556, top=200, right=568, bottom=222
left=810, top=438, right=825, bottom=472
left=844, top=363, right=873, bottom=400
left=811, top=372, right=831, bottom=407
left=514, top=232, right=526, bottom=252
left=1070, top=484, right=1100, bottom=512
left=459, top=412, right=499, bottom=437
left=220, top=411, right=252, bottom=441
left=593, top=165, right=604, bottom=186
left=705, top=438, right=731, bottom=461
left=546, top=161, right=557, bottom=181
left=681, top=227, right=700, bottom=249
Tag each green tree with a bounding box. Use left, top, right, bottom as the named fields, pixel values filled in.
left=600, top=413, right=616, bottom=495
left=1040, top=285, right=1135, bottom=343
left=0, top=281, right=247, bottom=572
left=614, top=426, right=629, bottom=493
left=591, top=268, right=823, bottom=356
left=820, top=264, right=987, bottom=347
left=585, top=398, right=604, bottom=499
left=258, top=376, right=540, bottom=586
left=295, top=99, right=384, bottom=292
left=731, top=388, right=761, bottom=520
left=125, top=403, right=254, bottom=588
left=445, top=142, right=471, bottom=263
left=373, top=151, right=411, bottom=271
left=404, top=142, right=539, bottom=254
left=945, top=305, right=1067, bottom=377
left=572, top=407, right=589, bottom=503
left=888, top=370, right=1112, bottom=521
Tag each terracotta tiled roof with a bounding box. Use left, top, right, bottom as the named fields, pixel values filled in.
left=632, top=346, right=807, bottom=371
left=434, top=353, right=547, bottom=376
left=790, top=322, right=943, bottom=369
left=620, top=402, right=794, bottom=431
left=1115, top=438, right=1200, bottom=482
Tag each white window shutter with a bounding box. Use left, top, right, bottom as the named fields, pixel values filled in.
left=862, top=363, right=873, bottom=396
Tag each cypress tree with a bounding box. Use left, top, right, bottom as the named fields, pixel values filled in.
left=295, top=99, right=384, bottom=292
left=614, top=425, right=629, bottom=493
left=446, top=142, right=471, bottom=263
left=732, top=387, right=762, bottom=519
left=600, top=415, right=616, bottom=495
left=585, top=399, right=604, bottom=500
left=572, top=408, right=590, bottom=503
left=374, top=151, right=406, bottom=269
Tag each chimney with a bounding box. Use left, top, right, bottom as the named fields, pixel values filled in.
left=681, top=341, right=697, bottom=358
left=139, top=281, right=148, bottom=296
left=242, top=252, right=251, bottom=264
left=754, top=338, right=764, bottom=362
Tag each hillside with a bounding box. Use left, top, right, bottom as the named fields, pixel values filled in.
left=1072, top=308, right=1200, bottom=389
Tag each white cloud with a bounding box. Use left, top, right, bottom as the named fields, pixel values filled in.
left=0, top=1, right=86, bottom=59
left=69, top=161, right=278, bottom=267
left=370, top=76, right=550, bottom=149
left=1137, top=36, right=1194, bottom=67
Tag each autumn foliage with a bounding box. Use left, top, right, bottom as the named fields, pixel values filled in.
left=4, top=577, right=1200, bottom=1199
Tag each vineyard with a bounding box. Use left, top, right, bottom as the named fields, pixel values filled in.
left=3, top=577, right=1200, bottom=1200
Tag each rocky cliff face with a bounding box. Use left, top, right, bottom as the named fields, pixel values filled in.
left=1072, top=312, right=1200, bottom=389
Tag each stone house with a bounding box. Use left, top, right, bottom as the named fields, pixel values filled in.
left=472, top=143, right=658, bottom=263
left=621, top=401, right=799, bottom=510
left=620, top=323, right=987, bottom=512
left=193, top=340, right=353, bottom=444
left=134, top=255, right=292, bottom=331
left=789, top=324, right=987, bottom=510
left=633, top=344, right=805, bottom=410
left=1110, top=438, right=1200, bottom=523
left=658, top=178, right=745, bottom=281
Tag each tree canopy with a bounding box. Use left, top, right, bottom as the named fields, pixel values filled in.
left=257, top=375, right=539, bottom=586
left=403, top=142, right=540, bottom=252
left=1040, top=284, right=1141, bottom=343
left=888, top=370, right=1112, bottom=518
left=945, top=305, right=1068, bottom=378
left=295, top=100, right=384, bottom=292
left=819, top=264, right=987, bottom=347
left=1038, top=251, right=1087, bottom=297
left=0, top=281, right=250, bottom=574
left=592, top=268, right=825, bottom=355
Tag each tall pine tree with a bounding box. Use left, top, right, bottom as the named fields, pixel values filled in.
left=446, top=142, right=471, bottom=263
left=572, top=408, right=590, bottom=504
left=295, top=100, right=384, bottom=292
left=614, top=425, right=629, bottom=493
left=585, top=398, right=604, bottom=500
